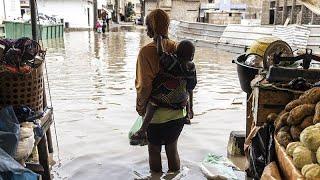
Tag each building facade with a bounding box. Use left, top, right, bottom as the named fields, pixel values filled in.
left=0, top=0, right=21, bottom=22
left=145, top=0, right=204, bottom=22
left=214, top=0, right=263, bottom=19
left=261, top=0, right=320, bottom=25
left=144, top=0, right=262, bottom=23
left=36, top=0, right=95, bottom=29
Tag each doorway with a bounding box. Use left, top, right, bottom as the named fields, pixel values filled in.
left=269, top=10, right=275, bottom=24
left=87, top=8, right=90, bottom=26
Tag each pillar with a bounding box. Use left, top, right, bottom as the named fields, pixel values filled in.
left=290, top=0, right=296, bottom=24
left=274, top=0, right=279, bottom=25
left=301, top=5, right=305, bottom=24
left=311, top=12, right=315, bottom=25
left=282, top=0, right=288, bottom=24
left=93, top=0, right=98, bottom=29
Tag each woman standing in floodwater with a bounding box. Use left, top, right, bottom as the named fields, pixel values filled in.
left=135, top=9, right=187, bottom=173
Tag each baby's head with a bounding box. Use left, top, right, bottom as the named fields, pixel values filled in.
left=176, top=40, right=195, bottom=62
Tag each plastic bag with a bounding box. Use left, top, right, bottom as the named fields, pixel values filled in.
left=0, top=147, right=38, bottom=180
left=0, top=106, right=20, bottom=156
left=245, top=123, right=276, bottom=179
left=244, top=54, right=263, bottom=68
left=128, top=116, right=147, bottom=146
left=200, top=153, right=238, bottom=180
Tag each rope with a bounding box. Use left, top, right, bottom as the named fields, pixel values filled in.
left=34, top=0, right=61, bottom=164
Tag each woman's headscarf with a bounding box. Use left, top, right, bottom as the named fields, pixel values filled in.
left=146, top=9, right=170, bottom=37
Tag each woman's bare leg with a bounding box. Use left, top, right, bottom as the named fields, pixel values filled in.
left=148, top=144, right=162, bottom=172
left=165, top=140, right=180, bottom=172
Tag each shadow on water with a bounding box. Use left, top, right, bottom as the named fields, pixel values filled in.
left=42, top=28, right=245, bottom=180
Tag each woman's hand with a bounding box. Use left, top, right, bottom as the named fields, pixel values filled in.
left=188, top=108, right=194, bottom=119
left=133, top=127, right=147, bottom=140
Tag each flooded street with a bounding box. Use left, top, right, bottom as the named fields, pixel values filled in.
left=43, top=27, right=246, bottom=179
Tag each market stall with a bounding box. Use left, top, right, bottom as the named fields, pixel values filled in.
left=235, top=37, right=320, bottom=179
left=0, top=1, right=54, bottom=179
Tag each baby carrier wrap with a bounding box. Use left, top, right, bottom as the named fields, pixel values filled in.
left=150, top=36, right=189, bottom=109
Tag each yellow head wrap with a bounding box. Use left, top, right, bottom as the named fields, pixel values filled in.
left=146, top=9, right=170, bottom=37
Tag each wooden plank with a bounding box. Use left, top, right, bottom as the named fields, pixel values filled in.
left=255, top=88, right=295, bottom=105
left=37, top=133, right=51, bottom=180
left=254, top=107, right=283, bottom=126
left=275, top=138, right=305, bottom=180
left=46, top=128, right=54, bottom=154
left=246, top=94, right=254, bottom=136
left=252, top=87, right=302, bottom=126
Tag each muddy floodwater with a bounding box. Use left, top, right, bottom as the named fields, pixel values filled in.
left=43, top=26, right=246, bottom=179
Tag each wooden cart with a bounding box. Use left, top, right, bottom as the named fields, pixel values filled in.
left=246, top=78, right=303, bottom=135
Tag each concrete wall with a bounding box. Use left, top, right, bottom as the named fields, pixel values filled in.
left=171, top=0, right=200, bottom=22
left=219, top=24, right=274, bottom=46
left=207, top=12, right=241, bottom=25
left=306, top=25, right=320, bottom=54
left=145, top=1, right=158, bottom=14
left=170, top=20, right=320, bottom=54
left=261, top=0, right=270, bottom=25
left=145, top=0, right=201, bottom=22
left=170, top=20, right=227, bottom=48
left=37, top=0, right=94, bottom=29
left=214, top=0, right=263, bottom=19
left=0, top=0, right=21, bottom=22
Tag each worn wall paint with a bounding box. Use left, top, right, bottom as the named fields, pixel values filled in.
left=0, top=0, right=21, bottom=21
left=37, top=0, right=94, bottom=28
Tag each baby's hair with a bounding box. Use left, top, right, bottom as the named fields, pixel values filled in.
left=176, top=40, right=195, bottom=61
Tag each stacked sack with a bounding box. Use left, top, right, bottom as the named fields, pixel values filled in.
left=14, top=122, right=35, bottom=166
left=272, top=87, right=320, bottom=179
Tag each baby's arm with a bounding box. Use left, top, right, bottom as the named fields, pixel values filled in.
left=188, top=90, right=194, bottom=119
left=141, top=102, right=157, bottom=130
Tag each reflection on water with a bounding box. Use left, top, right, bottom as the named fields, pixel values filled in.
left=43, top=27, right=246, bottom=180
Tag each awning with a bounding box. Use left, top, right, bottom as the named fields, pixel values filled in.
left=298, top=0, right=320, bottom=15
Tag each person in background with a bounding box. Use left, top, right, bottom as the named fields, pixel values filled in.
left=135, top=9, right=188, bottom=173
left=102, top=20, right=106, bottom=33
left=96, top=20, right=102, bottom=33
left=106, top=14, right=110, bottom=29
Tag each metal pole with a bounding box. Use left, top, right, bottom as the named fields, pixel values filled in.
left=93, top=0, right=98, bottom=29
left=141, top=0, right=145, bottom=25
left=30, top=0, right=38, bottom=41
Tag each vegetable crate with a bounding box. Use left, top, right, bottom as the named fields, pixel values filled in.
left=252, top=86, right=302, bottom=126
left=275, top=138, right=305, bottom=180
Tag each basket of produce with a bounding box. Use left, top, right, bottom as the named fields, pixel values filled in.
left=0, top=37, right=45, bottom=113
left=0, top=65, right=44, bottom=112
left=271, top=87, right=320, bottom=179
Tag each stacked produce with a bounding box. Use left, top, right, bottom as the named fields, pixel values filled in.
left=272, top=87, right=320, bottom=179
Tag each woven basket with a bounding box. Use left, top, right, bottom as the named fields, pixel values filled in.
left=0, top=64, right=44, bottom=113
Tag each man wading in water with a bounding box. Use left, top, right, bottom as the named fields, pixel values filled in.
left=135, top=9, right=196, bottom=173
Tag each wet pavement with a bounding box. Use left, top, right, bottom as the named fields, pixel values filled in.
left=42, top=26, right=246, bottom=179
